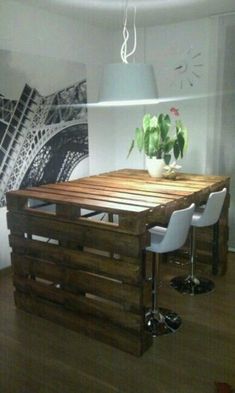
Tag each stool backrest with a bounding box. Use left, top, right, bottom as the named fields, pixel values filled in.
left=151, top=203, right=195, bottom=253
left=195, top=188, right=227, bottom=227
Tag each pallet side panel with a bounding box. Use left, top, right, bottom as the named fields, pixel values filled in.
left=7, top=202, right=152, bottom=356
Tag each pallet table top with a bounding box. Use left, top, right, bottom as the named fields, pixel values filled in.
left=6, top=168, right=229, bottom=232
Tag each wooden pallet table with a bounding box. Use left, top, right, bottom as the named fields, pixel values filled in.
left=6, top=169, right=230, bottom=356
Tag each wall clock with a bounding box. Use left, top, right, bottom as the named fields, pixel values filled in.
left=169, top=48, right=204, bottom=90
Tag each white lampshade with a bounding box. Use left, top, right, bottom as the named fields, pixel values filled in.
left=98, top=63, right=158, bottom=106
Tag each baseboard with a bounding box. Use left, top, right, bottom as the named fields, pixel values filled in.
left=0, top=266, right=12, bottom=278
left=228, top=247, right=235, bottom=252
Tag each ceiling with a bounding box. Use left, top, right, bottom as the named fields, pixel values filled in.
left=15, top=0, right=235, bottom=29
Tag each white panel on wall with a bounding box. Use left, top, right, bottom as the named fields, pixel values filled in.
left=207, top=16, right=235, bottom=249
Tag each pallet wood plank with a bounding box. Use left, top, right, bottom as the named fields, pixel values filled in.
left=40, top=183, right=177, bottom=205
left=14, top=291, right=152, bottom=357
left=13, top=276, right=144, bottom=332
left=7, top=211, right=148, bottom=257
left=9, top=235, right=142, bottom=284
left=6, top=189, right=150, bottom=215
left=30, top=185, right=159, bottom=209
left=11, top=253, right=148, bottom=310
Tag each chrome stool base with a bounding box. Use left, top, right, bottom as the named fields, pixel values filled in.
left=170, top=275, right=215, bottom=295
left=146, top=307, right=182, bottom=337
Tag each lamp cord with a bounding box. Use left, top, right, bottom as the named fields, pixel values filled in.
left=120, top=5, right=137, bottom=64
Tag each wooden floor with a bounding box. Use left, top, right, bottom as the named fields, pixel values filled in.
left=0, top=254, right=234, bottom=393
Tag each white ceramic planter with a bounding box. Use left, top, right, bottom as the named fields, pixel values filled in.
left=145, top=157, right=165, bottom=178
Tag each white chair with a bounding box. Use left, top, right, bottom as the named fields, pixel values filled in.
left=145, top=203, right=195, bottom=337
left=170, top=188, right=227, bottom=295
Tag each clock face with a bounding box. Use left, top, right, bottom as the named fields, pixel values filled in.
left=169, top=48, right=203, bottom=90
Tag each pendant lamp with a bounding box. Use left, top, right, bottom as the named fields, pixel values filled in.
left=98, top=4, right=158, bottom=106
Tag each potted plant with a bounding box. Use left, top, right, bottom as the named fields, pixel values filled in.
left=127, top=107, right=188, bottom=177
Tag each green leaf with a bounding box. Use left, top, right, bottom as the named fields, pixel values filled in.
left=135, top=127, right=144, bottom=151
left=149, top=115, right=158, bottom=129
left=143, top=114, right=151, bottom=132
left=158, top=114, right=171, bottom=141
left=143, top=127, right=161, bottom=157
left=177, top=131, right=185, bottom=158
left=182, top=125, right=188, bottom=151
left=163, top=139, right=174, bottom=153
left=175, top=119, right=182, bottom=132
left=127, top=139, right=135, bottom=158
left=173, top=140, right=180, bottom=159
left=164, top=153, right=171, bottom=165
left=149, top=131, right=158, bottom=157
left=144, top=129, right=151, bottom=156
left=176, top=119, right=188, bottom=154
left=151, top=127, right=160, bottom=149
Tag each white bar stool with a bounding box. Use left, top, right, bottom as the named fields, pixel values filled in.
left=145, top=203, right=195, bottom=337
left=170, top=188, right=227, bottom=295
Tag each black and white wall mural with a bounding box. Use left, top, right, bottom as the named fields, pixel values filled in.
left=0, top=49, right=89, bottom=207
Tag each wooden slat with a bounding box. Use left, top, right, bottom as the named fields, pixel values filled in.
left=7, top=211, right=148, bottom=257
left=83, top=171, right=217, bottom=189
left=77, top=176, right=198, bottom=194
left=72, top=178, right=217, bottom=207
left=9, top=235, right=142, bottom=284
left=14, top=291, right=152, bottom=357
left=53, top=180, right=186, bottom=200
left=32, top=185, right=159, bottom=209
left=101, top=169, right=230, bottom=185
left=56, top=204, right=81, bottom=219
left=12, top=253, right=149, bottom=310
left=13, top=276, right=143, bottom=332
left=6, top=189, right=149, bottom=215
left=78, top=171, right=228, bottom=201
left=40, top=182, right=176, bottom=205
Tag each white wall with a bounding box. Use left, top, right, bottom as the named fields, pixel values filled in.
left=0, top=0, right=114, bottom=268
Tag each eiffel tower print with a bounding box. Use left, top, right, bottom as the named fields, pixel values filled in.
left=0, top=80, right=88, bottom=207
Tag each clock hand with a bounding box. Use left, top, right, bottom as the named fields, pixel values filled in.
left=174, top=62, right=187, bottom=73
left=175, top=65, right=184, bottom=70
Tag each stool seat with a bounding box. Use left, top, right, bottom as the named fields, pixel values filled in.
left=191, top=207, right=205, bottom=225
left=147, top=226, right=167, bottom=252
left=170, top=188, right=227, bottom=295
left=145, top=203, right=195, bottom=336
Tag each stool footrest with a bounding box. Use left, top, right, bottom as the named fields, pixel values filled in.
left=170, top=275, right=215, bottom=295
left=146, top=307, right=182, bottom=337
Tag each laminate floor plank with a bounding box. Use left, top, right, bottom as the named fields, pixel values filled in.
left=0, top=254, right=234, bottom=393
